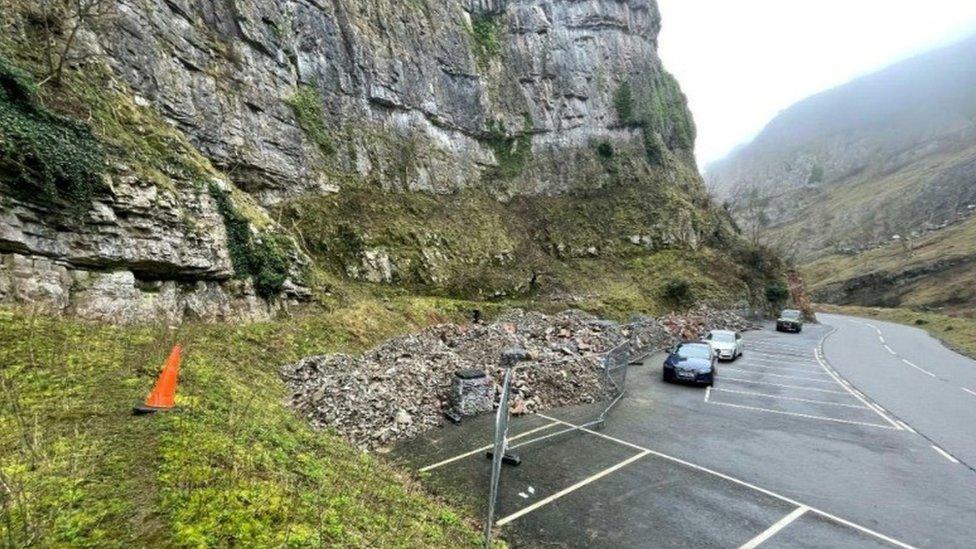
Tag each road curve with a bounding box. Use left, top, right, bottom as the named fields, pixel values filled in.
left=820, top=313, right=976, bottom=470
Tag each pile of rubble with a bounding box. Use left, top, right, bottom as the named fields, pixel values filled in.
left=280, top=306, right=752, bottom=451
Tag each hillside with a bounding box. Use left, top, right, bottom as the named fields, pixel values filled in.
left=707, top=33, right=976, bottom=258
left=705, top=33, right=976, bottom=312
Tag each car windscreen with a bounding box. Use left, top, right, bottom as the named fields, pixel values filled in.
left=781, top=310, right=801, bottom=320
left=676, top=344, right=711, bottom=359
left=711, top=332, right=735, bottom=343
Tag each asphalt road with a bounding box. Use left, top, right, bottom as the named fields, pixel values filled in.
left=398, top=314, right=976, bottom=547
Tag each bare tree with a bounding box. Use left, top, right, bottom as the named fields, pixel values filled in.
left=733, top=188, right=772, bottom=247
left=36, top=0, right=117, bottom=86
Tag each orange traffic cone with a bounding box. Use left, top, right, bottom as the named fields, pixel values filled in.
left=133, top=345, right=182, bottom=414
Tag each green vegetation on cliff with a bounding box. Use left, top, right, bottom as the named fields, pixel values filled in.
left=0, top=57, right=104, bottom=207
left=0, top=300, right=487, bottom=546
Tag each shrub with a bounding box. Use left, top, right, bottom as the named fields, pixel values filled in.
left=662, top=278, right=693, bottom=304
left=0, top=57, right=105, bottom=207
left=808, top=164, right=825, bottom=184
left=613, top=81, right=634, bottom=125
left=765, top=282, right=789, bottom=304
left=596, top=141, right=614, bottom=159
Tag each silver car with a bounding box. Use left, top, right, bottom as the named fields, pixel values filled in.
left=705, top=329, right=743, bottom=361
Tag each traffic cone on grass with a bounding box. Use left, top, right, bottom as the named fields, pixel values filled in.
left=133, top=344, right=182, bottom=414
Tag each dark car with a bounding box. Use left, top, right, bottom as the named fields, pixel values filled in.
left=663, top=341, right=716, bottom=386
left=776, top=309, right=804, bottom=333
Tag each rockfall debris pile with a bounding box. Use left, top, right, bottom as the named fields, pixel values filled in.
left=280, top=306, right=756, bottom=451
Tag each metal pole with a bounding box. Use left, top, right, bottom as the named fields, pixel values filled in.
left=484, top=365, right=513, bottom=548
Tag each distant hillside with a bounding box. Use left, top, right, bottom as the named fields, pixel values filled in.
left=706, top=33, right=976, bottom=261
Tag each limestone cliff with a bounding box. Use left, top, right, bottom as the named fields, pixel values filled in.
left=1, top=0, right=765, bottom=322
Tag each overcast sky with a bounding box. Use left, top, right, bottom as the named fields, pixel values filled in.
left=656, top=0, right=976, bottom=167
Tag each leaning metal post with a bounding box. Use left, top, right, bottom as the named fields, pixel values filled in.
left=484, top=348, right=528, bottom=549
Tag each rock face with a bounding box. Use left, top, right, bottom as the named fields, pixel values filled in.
left=1, top=0, right=703, bottom=322
left=96, top=0, right=688, bottom=201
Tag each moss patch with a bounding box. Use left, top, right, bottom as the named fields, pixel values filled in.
left=470, top=14, right=502, bottom=69
left=288, top=83, right=335, bottom=158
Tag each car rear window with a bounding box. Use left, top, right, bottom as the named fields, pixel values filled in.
left=711, top=332, right=735, bottom=343
left=676, top=344, right=711, bottom=359
left=782, top=310, right=801, bottom=319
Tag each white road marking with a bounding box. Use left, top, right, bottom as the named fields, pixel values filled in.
left=896, top=421, right=917, bottom=434
left=739, top=356, right=824, bottom=369
left=518, top=492, right=528, bottom=499
left=720, top=377, right=850, bottom=395
left=879, top=336, right=886, bottom=344
left=735, top=362, right=832, bottom=376
left=739, top=506, right=809, bottom=549
left=963, top=387, right=976, bottom=398
left=813, top=340, right=903, bottom=430
left=528, top=486, right=535, bottom=494
left=723, top=368, right=839, bottom=384
left=495, top=450, right=650, bottom=526
left=883, top=345, right=897, bottom=355
left=901, top=358, right=936, bottom=378
left=711, top=387, right=871, bottom=409
left=418, top=421, right=560, bottom=472
left=534, top=414, right=915, bottom=549
left=931, top=445, right=960, bottom=464
left=705, top=385, right=712, bottom=402
left=707, top=400, right=898, bottom=430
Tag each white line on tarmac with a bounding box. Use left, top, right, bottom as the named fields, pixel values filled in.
left=710, top=387, right=871, bottom=409
left=897, top=421, right=917, bottom=434
left=705, top=385, right=712, bottom=403
left=418, top=421, right=560, bottom=472
left=534, top=414, right=915, bottom=549
left=883, top=345, right=897, bottom=355
left=720, top=377, right=851, bottom=395
left=739, top=505, right=809, bottom=549
left=931, top=445, right=960, bottom=464
left=735, top=362, right=832, bottom=376
left=963, top=387, right=976, bottom=398
left=901, top=358, right=936, bottom=378
left=723, top=368, right=839, bottom=384
left=707, top=400, right=898, bottom=430
left=813, top=342, right=903, bottom=430
left=740, top=355, right=822, bottom=368
left=495, top=450, right=650, bottom=526
left=879, top=336, right=886, bottom=344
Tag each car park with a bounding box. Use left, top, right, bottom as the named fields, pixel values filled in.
left=704, top=329, right=743, bottom=361
left=776, top=309, right=804, bottom=333
left=662, top=341, right=717, bottom=386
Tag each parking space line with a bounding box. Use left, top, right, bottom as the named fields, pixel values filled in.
left=963, top=387, right=976, bottom=398
left=720, top=377, right=851, bottom=395
left=534, top=414, right=915, bottom=548
left=418, top=421, right=561, bottom=472
left=711, top=387, right=871, bottom=409
left=931, top=445, right=960, bottom=464
left=495, top=450, right=650, bottom=526
left=746, top=351, right=821, bottom=364
left=722, top=368, right=838, bottom=384
left=739, top=505, right=809, bottom=549
left=901, top=358, right=936, bottom=378
left=739, top=356, right=823, bottom=368
left=707, top=400, right=899, bottom=430
left=735, top=362, right=832, bottom=376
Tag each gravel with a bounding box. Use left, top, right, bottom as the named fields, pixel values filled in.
left=280, top=306, right=755, bottom=451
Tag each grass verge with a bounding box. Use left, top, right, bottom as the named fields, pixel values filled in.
left=0, top=297, right=492, bottom=547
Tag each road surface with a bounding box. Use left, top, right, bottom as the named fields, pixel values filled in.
left=398, top=314, right=976, bottom=547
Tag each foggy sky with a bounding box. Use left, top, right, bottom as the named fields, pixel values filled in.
left=656, top=0, right=976, bottom=166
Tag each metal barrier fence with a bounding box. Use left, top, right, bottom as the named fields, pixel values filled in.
left=483, top=338, right=652, bottom=547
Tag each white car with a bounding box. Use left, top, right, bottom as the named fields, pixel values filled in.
left=705, top=329, right=743, bottom=361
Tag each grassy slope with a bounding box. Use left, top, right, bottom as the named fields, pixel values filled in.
left=0, top=297, right=491, bottom=547
left=802, top=214, right=976, bottom=313
left=817, top=304, right=976, bottom=360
